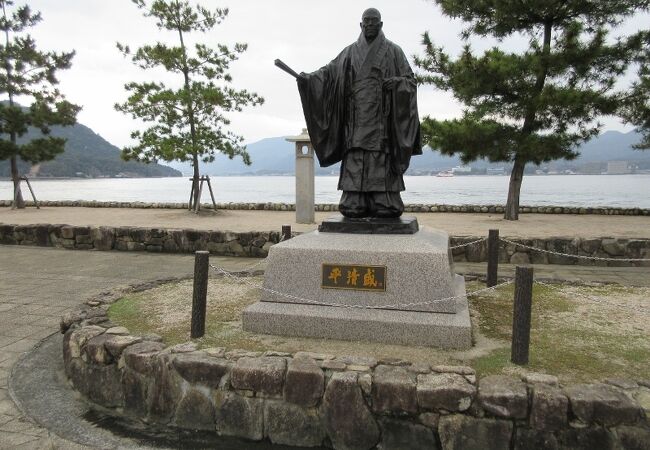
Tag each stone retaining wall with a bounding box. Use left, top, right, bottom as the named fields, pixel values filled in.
left=0, top=223, right=280, bottom=257
left=61, top=293, right=650, bottom=450
left=2, top=199, right=649, bottom=215
left=1, top=222, right=649, bottom=266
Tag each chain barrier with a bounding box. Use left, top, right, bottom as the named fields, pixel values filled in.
left=449, top=237, right=487, bottom=250
left=444, top=234, right=650, bottom=262
left=213, top=258, right=267, bottom=274
left=500, top=237, right=650, bottom=262
left=209, top=262, right=512, bottom=310
left=210, top=260, right=646, bottom=313
left=534, top=280, right=648, bottom=314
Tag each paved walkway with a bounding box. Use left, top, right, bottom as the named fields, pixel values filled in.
left=0, top=246, right=253, bottom=449
left=0, top=245, right=648, bottom=448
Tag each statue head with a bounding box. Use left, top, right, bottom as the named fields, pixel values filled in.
left=360, top=8, right=382, bottom=42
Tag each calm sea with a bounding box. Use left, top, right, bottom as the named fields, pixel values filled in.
left=1, top=175, right=649, bottom=208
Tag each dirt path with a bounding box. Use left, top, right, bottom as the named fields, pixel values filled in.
left=2, top=206, right=649, bottom=238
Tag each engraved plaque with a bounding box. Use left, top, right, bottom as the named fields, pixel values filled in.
left=321, top=263, right=386, bottom=291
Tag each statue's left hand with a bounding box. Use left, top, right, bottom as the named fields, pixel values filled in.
left=383, top=77, right=399, bottom=90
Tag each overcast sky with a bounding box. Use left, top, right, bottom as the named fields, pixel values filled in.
left=7, top=0, right=649, bottom=148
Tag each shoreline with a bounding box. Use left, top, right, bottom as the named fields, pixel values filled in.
left=2, top=199, right=649, bottom=217
left=3, top=173, right=650, bottom=181
left=0, top=175, right=182, bottom=181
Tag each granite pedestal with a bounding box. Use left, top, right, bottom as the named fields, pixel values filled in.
left=242, top=227, right=472, bottom=349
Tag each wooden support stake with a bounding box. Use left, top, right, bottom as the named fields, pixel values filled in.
left=194, top=178, right=205, bottom=214
left=487, top=229, right=499, bottom=287
left=188, top=177, right=196, bottom=211
left=11, top=177, right=39, bottom=209
left=191, top=251, right=210, bottom=339
left=511, top=266, right=534, bottom=365
left=206, top=176, right=218, bottom=211
left=282, top=224, right=292, bottom=241
left=23, top=177, right=39, bottom=209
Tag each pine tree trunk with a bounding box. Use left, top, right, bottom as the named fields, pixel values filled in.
left=504, top=21, right=552, bottom=221
left=192, top=153, right=200, bottom=209
left=10, top=155, right=25, bottom=208
left=504, top=158, right=526, bottom=220
left=177, top=24, right=201, bottom=212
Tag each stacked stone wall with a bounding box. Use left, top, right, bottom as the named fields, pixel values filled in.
left=61, top=296, right=650, bottom=450
left=1, top=223, right=649, bottom=266
left=2, top=199, right=649, bottom=215
left=0, top=223, right=279, bottom=257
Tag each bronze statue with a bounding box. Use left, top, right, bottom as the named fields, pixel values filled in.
left=278, top=8, right=421, bottom=218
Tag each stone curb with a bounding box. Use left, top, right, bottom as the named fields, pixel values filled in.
left=59, top=282, right=650, bottom=450
left=2, top=199, right=650, bottom=215
left=1, top=222, right=649, bottom=267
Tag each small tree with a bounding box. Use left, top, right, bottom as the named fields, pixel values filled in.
left=416, top=0, right=648, bottom=220
left=116, top=0, right=263, bottom=209
left=0, top=0, right=80, bottom=208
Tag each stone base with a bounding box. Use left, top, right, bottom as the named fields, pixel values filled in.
left=258, top=228, right=457, bottom=314
left=318, top=215, right=419, bottom=234
left=243, top=275, right=472, bottom=349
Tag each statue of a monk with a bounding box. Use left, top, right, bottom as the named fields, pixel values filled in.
left=297, top=8, right=421, bottom=218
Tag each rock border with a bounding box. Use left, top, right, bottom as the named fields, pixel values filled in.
left=2, top=199, right=650, bottom=215
left=1, top=222, right=649, bottom=267
left=61, top=281, right=650, bottom=450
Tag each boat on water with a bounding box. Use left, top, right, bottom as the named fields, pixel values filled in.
left=436, top=171, right=454, bottom=177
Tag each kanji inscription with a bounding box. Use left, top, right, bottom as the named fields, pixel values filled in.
left=321, top=263, right=386, bottom=291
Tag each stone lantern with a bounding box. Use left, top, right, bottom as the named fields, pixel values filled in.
left=286, top=128, right=315, bottom=223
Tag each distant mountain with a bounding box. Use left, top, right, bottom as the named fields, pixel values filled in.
left=0, top=122, right=181, bottom=178
left=169, top=129, right=650, bottom=175
left=167, top=136, right=296, bottom=176
left=571, top=130, right=649, bottom=162
left=168, top=135, right=461, bottom=176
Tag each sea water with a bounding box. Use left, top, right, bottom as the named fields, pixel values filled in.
left=0, top=175, right=649, bottom=208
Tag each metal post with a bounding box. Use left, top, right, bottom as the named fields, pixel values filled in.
left=487, top=229, right=499, bottom=287
left=282, top=224, right=292, bottom=241
left=191, top=251, right=209, bottom=339
left=511, top=266, right=534, bottom=365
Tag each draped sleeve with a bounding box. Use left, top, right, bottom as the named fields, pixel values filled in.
left=297, top=49, right=350, bottom=167
left=386, top=45, right=422, bottom=175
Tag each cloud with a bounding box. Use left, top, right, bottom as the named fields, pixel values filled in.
left=11, top=0, right=645, bottom=149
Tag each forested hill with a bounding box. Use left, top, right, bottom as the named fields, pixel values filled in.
left=0, top=122, right=181, bottom=178
left=168, top=129, right=650, bottom=175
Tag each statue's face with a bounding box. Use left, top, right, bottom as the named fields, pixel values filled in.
left=360, top=10, right=382, bottom=41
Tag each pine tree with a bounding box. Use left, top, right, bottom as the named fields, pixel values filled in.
left=0, top=0, right=80, bottom=208
left=621, top=30, right=650, bottom=149
left=416, top=0, right=649, bottom=219
left=116, top=0, right=264, bottom=210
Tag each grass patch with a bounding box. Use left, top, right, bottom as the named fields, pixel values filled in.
left=108, top=276, right=650, bottom=384
left=107, top=295, right=150, bottom=336
left=472, top=348, right=513, bottom=376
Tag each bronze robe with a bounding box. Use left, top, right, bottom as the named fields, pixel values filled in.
left=297, top=31, right=421, bottom=193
